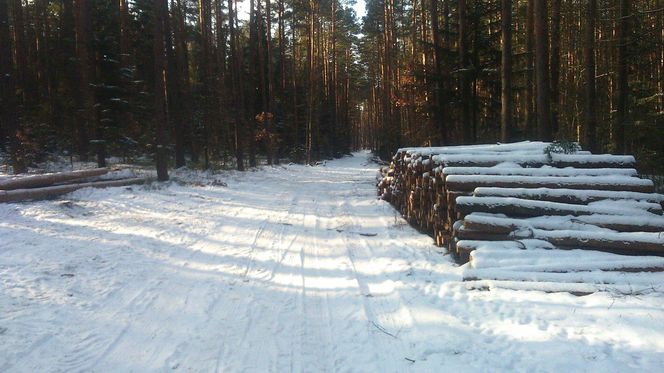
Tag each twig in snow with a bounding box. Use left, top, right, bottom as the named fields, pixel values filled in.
left=371, top=321, right=398, bottom=339
left=404, top=357, right=416, bottom=363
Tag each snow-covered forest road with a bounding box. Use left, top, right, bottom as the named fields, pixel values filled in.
left=2, top=152, right=664, bottom=372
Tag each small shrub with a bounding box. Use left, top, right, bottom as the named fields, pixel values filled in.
left=543, top=140, right=581, bottom=156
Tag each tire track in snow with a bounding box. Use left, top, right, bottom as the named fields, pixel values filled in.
left=340, top=197, right=416, bottom=370
left=61, top=193, right=234, bottom=372
left=211, top=182, right=306, bottom=372
left=298, top=195, right=335, bottom=372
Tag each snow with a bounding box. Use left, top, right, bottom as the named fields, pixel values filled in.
left=513, top=228, right=664, bottom=247
left=442, top=166, right=638, bottom=177
left=395, top=141, right=634, bottom=170
left=455, top=196, right=660, bottom=216
left=474, top=187, right=664, bottom=203
left=398, top=141, right=552, bottom=156
left=95, top=168, right=137, bottom=181
left=549, top=153, right=635, bottom=165
left=446, top=174, right=654, bottom=189
left=2, top=151, right=664, bottom=371
left=433, top=153, right=634, bottom=168
left=464, top=212, right=664, bottom=233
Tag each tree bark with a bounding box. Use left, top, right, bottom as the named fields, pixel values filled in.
left=458, top=0, right=472, bottom=144
left=500, top=0, right=513, bottom=142
left=583, top=0, right=597, bottom=152
left=525, top=0, right=535, bottom=137
left=172, top=0, right=187, bottom=168
left=331, top=0, right=339, bottom=152
left=0, top=0, right=25, bottom=173
left=534, top=0, right=552, bottom=141
left=248, top=0, right=258, bottom=167
left=199, top=0, right=213, bottom=168
left=229, top=0, right=245, bottom=170
left=306, top=0, right=315, bottom=164
left=615, top=0, right=630, bottom=154
left=266, top=0, right=276, bottom=163
left=74, top=0, right=92, bottom=161
left=430, top=0, right=447, bottom=145
left=11, top=0, right=29, bottom=104
left=256, top=0, right=271, bottom=164
left=153, top=0, right=169, bottom=181
left=550, top=0, right=561, bottom=135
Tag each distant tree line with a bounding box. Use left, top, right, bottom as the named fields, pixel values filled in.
left=1, top=1, right=663, bottom=179
left=0, top=0, right=362, bottom=179
left=357, top=0, right=663, bottom=176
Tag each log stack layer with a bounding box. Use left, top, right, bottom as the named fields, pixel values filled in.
left=379, top=141, right=664, bottom=290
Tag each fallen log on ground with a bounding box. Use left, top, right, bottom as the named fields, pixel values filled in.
left=0, top=178, right=145, bottom=203
left=0, top=168, right=110, bottom=191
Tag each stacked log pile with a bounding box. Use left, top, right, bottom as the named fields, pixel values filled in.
left=379, top=141, right=664, bottom=291
left=0, top=168, right=145, bottom=203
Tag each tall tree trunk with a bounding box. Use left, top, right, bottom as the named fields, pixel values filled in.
left=164, top=0, right=181, bottom=168
left=257, top=0, right=270, bottom=164
left=291, top=10, right=299, bottom=154
left=584, top=0, right=597, bottom=152
left=35, top=0, right=51, bottom=108
left=11, top=0, right=29, bottom=104
left=458, top=0, right=472, bottom=144
left=1, top=0, right=25, bottom=173
left=266, top=0, right=276, bottom=163
left=500, top=0, right=513, bottom=142
left=615, top=0, right=630, bottom=154
left=278, top=0, right=286, bottom=94
left=118, top=0, right=134, bottom=163
left=61, top=0, right=76, bottom=147
left=331, top=0, right=338, bottom=152
left=74, top=0, right=92, bottom=160
left=534, top=0, right=552, bottom=141
left=248, top=0, right=258, bottom=167
left=430, top=0, right=447, bottom=145
left=172, top=0, right=187, bottom=168
left=153, top=0, right=169, bottom=180
left=550, top=0, right=561, bottom=136
left=228, top=0, right=245, bottom=170
left=119, top=0, right=131, bottom=68
left=215, top=0, right=229, bottom=164
left=525, top=0, right=535, bottom=137
left=199, top=0, right=212, bottom=168
left=306, top=0, right=315, bottom=164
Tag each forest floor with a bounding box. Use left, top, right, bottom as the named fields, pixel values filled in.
left=1, top=151, right=664, bottom=372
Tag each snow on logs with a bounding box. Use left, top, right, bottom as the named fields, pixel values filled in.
left=378, top=141, right=664, bottom=290
left=445, top=174, right=654, bottom=193
left=0, top=168, right=110, bottom=190
left=0, top=168, right=145, bottom=203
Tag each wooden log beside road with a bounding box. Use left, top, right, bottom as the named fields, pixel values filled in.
left=0, top=178, right=145, bottom=203
left=0, top=168, right=110, bottom=191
